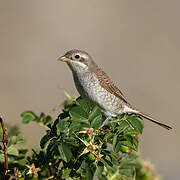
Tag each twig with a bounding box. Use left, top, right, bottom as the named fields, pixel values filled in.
left=0, top=117, right=9, bottom=180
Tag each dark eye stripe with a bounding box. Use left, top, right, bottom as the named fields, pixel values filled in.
left=79, top=58, right=88, bottom=66
left=79, top=59, right=84, bottom=62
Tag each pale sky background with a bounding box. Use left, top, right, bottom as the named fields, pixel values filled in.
left=0, top=0, right=179, bottom=179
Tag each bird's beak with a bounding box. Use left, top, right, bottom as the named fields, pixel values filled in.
left=58, top=56, right=71, bottom=62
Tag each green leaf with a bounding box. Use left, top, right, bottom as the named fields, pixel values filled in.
left=90, top=114, right=103, bottom=129
left=120, top=169, right=132, bottom=177
left=8, top=145, right=19, bottom=156
left=124, top=129, right=139, bottom=135
left=126, top=116, right=144, bottom=134
left=111, top=122, right=117, bottom=131
left=95, top=165, right=104, bottom=178
left=63, top=137, right=79, bottom=147
left=8, top=136, right=18, bottom=146
left=103, top=158, right=113, bottom=167
left=56, top=119, right=70, bottom=135
left=120, top=161, right=139, bottom=169
left=76, top=98, right=91, bottom=113
left=21, top=111, right=37, bottom=124
left=120, top=141, right=137, bottom=151
left=0, top=153, right=4, bottom=161
left=117, top=113, right=126, bottom=119
left=47, top=139, right=57, bottom=155
left=62, top=168, right=71, bottom=179
left=40, top=134, right=51, bottom=149
left=69, top=122, right=81, bottom=133
left=114, top=141, right=122, bottom=153
left=132, top=136, right=139, bottom=151
left=112, top=135, right=118, bottom=151
left=58, top=143, right=72, bottom=163
left=42, top=115, right=52, bottom=124
left=18, top=148, right=28, bottom=157
left=89, top=106, right=101, bottom=121
left=17, top=133, right=24, bottom=142
left=69, top=106, right=89, bottom=122
left=104, top=133, right=113, bottom=141
left=117, top=120, right=129, bottom=133
left=86, top=165, right=93, bottom=180
left=39, top=112, right=46, bottom=123
left=8, top=134, right=24, bottom=146
left=120, top=145, right=130, bottom=153
left=76, top=160, right=86, bottom=174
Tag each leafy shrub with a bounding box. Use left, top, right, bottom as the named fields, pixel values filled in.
left=0, top=97, right=161, bottom=180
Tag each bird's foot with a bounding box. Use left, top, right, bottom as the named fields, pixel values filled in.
left=100, top=117, right=111, bottom=128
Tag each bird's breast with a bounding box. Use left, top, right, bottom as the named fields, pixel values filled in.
left=73, top=72, right=124, bottom=115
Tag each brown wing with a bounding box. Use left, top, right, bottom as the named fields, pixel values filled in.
left=94, top=68, right=128, bottom=103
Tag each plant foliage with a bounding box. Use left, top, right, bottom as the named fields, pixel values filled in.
left=0, top=97, right=161, bottom=180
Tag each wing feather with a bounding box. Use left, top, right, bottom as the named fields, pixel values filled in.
left=94, top=68, right=128, bottom=103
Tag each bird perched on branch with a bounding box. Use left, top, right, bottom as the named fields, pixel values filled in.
left=58, top=49, right=172, bottom=130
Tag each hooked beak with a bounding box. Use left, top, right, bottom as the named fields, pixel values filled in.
left=58, top=56, right=71, bottom=62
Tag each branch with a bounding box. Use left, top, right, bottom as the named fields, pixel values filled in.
left=0, top=117, right=9, bottom=180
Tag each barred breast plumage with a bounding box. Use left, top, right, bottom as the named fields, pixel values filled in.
left=73, top=69, right=132, bottom=116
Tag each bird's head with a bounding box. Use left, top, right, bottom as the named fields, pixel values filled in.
left=58, top=50, right=97, bottom=73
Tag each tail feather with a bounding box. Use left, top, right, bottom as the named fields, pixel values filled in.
left=125, top=105, right=172, bottom=130
left=138, top=111, right=172, bottom=130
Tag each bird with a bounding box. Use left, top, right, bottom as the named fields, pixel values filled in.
left=58, top=49, right=172, bottom=130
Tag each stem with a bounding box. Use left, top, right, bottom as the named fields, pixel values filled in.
left=37, top=122, right=50, bottom=130
left=0, top=117, right=9, bottom=180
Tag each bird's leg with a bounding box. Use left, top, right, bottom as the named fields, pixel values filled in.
left=100, top=116, right=111, bottom=128
left=100, top=111, right=117, bottom=128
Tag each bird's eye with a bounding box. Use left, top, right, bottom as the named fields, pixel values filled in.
left=74, top=54, right=80, bottom=59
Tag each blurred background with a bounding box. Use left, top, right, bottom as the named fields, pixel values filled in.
left=0, top=0, right=179, bottom=179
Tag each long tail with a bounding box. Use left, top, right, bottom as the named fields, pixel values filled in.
left=125, top=105, right=172, bottom=130
left=138, top=111, right=172, bottom=130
